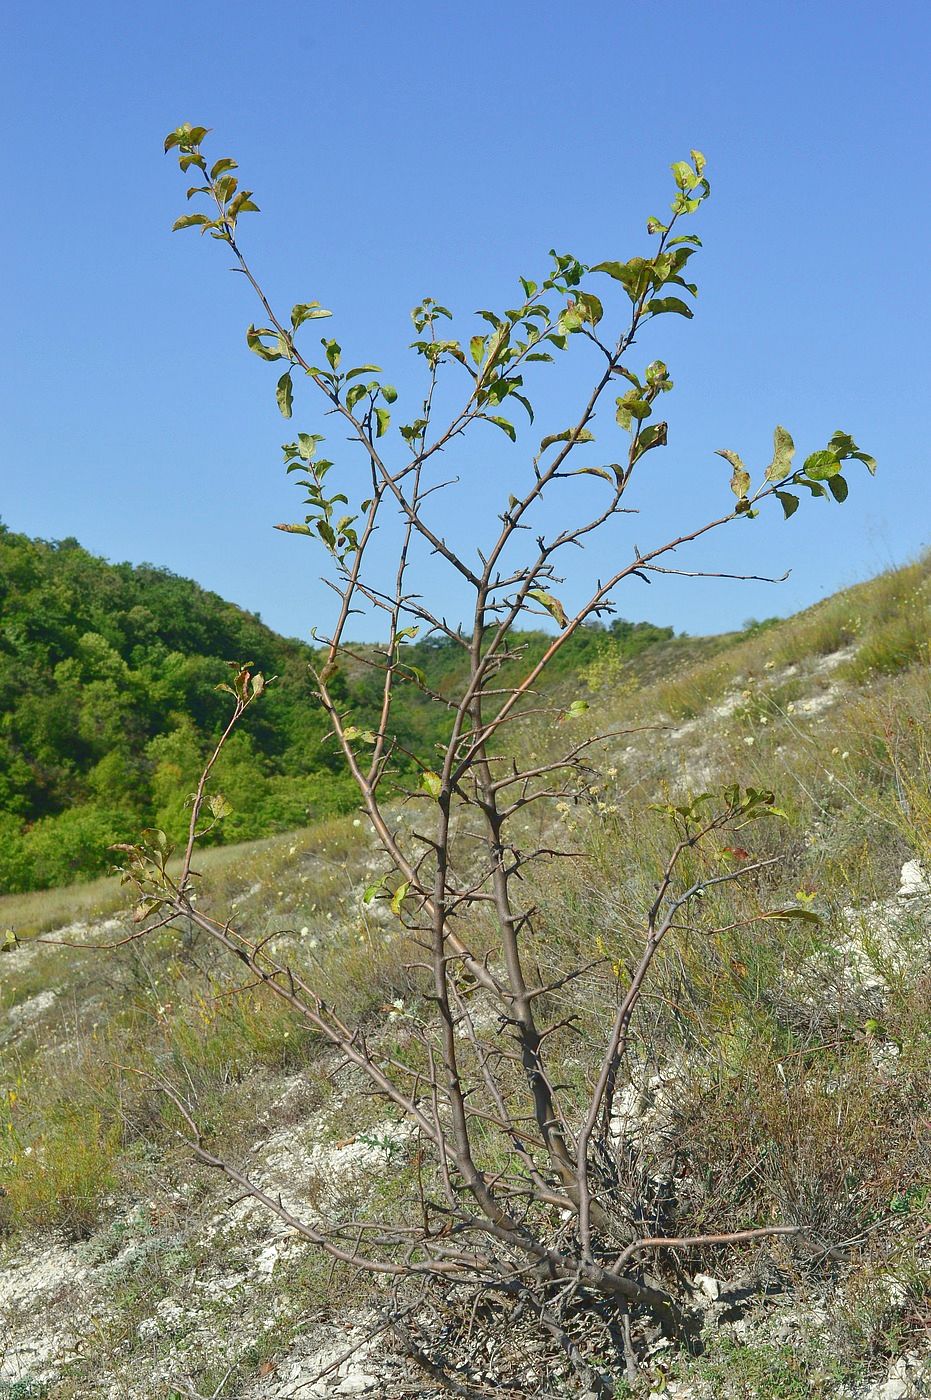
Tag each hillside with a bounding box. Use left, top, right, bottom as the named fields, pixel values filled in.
left=0, top=524, right=675, bottom=893
left=1, top=555, right=929, bottom=1398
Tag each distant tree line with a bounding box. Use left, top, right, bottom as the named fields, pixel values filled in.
left=0, top=524, right=674, bottom=892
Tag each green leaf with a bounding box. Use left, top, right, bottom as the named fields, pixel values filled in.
left=565, top=699, right=590, bottom=718
left=208, top=794, right=233, bottom=820
left=421, top=771, right=442, bottom=799
left=528, top=588, right=568, bottom=627
left=165, top=123, right=210, bottom=152
left=298, top=432, right=322, bottom=460
left=375, top=406, right=391, bottom=437
left=276, top=373, right=293, bottom=419
left=827, top=474, right=849, bottom=502
left=291, top=302, right=332, bottom=328
left=616, top=390, right=652, bottom=431
left=802, top=449, right=842, bottom=481
left=484, top=415, right=516, bottom=442
left=764, top=425, right=795, bottom=481
left=172, top=213, right=211, bottom=231
left=246, top=325, right=285, bottom=362
left=228, top=193, right=259, bottom=218
left=645, top=297, right=694, bottom=319
left=539, top=427, right=595, bottom=452
left=632, top=421, right=668, bottom=461
left=213, top=174, right=238, bottom=202
left=671, top=159, right=698, bottom=190
left=775, top=490, right=799, bottom=519
left=576, top=291, right=604, bottom=325
left=828, top=430, right=877, bottom=475
left=363, top=879, right=385, bottom=905
left=574, top=466, right=613, bottom=481
left=591, top=257, right=651, bottom=301
left=274, top=522, right=313, bottom=535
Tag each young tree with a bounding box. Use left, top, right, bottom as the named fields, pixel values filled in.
left=117, top=125, right=875, bottom=1395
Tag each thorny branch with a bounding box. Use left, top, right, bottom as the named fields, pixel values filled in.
left=111, top=128, right=877, bottom=1396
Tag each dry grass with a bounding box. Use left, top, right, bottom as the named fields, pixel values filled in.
left=1, top=556, right=931, bottom=1394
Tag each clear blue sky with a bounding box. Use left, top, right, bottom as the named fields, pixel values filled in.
left=3, top=1, right=929, bottom=641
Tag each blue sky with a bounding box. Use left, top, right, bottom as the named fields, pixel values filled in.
left=3, top=1, right=929, bottom=641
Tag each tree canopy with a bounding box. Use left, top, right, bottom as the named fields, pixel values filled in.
left=0, top=524, right=674, bottom=891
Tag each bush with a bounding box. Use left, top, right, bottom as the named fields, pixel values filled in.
left=22, top=804, right=130, bottom=887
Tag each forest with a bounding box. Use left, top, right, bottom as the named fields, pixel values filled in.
left=0, top=524, right=674, bottom=891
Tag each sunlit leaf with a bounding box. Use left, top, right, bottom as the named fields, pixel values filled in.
left=276, top=372, right=293, bottom=419
left=421, top=770, right=442, bottom=799
left=764, top=425, right=795, bottom=481
left=390, top=881, right=410, bottom=916
left=802, top=449, right=841, bottom=481
left=528, top=588, right=568, bottom=627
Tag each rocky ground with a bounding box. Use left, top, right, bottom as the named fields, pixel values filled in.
left=2, top=857, right=930, bottom=1398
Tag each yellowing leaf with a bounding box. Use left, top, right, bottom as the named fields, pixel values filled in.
left=717, top=448, right=751, bottom=500
left=390, top=881, right=410, bottom=917
left=527, top=588, right=568, bottom=627
left=421, top=771, right=442, bottom=799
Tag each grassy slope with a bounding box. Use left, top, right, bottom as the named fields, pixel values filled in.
left=1, top=555, right=930, bottom=1398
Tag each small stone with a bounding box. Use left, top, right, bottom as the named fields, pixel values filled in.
left=335, top=1374, right=377, bottom=1395
left=693, top=1271, right=721, bottom=1300
left=898, top=859, right=929, bottom=898
left=868, top=1382, right=908, bottom=1400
